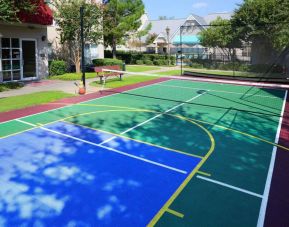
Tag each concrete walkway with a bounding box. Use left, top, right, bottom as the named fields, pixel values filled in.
left=143, top=66, right=181, bottom=74
left=0, top=78, right=99, bottom=98
left=0, top=66, right=178, bottom=98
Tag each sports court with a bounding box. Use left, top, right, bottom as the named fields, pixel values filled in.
left=0, top=77, right=288, bottom=226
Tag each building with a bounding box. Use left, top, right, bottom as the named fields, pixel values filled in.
left=0, top=2, right=53, bottom=82
left=140, top=12, right=251, bottom=63
left=142, top=13, right=232, bottom=54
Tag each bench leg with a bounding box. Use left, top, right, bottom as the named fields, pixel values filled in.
left=120, top=74, right=123, bottom=81
left=99, top=76, right=104, bottom=84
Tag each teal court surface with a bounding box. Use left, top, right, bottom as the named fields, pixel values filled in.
left=0, top=78, right=288, bottom=226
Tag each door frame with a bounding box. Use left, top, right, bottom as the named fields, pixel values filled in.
left=20, top=38, right=38, bottom=81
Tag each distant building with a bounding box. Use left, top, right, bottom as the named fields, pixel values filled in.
left=142, top=13, right=232, bottom=54
left=0, top=3, right=53, bottom=82
left=138, top=12, right=251, bottom=63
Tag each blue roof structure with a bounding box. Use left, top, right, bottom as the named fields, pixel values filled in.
left=173, top=35, right=200, bottom=45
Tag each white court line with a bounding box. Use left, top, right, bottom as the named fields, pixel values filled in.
left=0, top=79, right=170, bottom=125
left=154, top=84, right=281, bottom=99
left=99, top=92, right=206, bottom=145
left=196, top=175, right=263, bottom=198
left=257, top=90, right=288, bottom=227
left=15, top=119, right=187, bottom=175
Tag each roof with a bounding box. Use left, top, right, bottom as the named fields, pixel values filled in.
left=141, top=12, right=233, bottom=45
left=190, top=14, right=207, bottom=26
left=142, top=18, right=186, bottom=41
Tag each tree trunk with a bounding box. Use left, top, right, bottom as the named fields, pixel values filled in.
left=112, top=37, right=117, bottom=59
left=75, top=60, right=81, bottom=73
left=75, top=48, right=81, bottom=73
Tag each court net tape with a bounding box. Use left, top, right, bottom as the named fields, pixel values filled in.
left=98, top=69, right=287, bottom=118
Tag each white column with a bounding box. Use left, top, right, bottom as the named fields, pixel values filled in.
left=155, top=42, right=158, bottom=54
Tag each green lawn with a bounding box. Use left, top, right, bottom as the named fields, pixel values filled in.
left=0, top=82, right=24, bottom=92
left=126, top=65, right=161, bottom=72
left=90, top=75, right=158, bottom=88
left=156, top=70, right=182, bottom=76
left=0, top=91, right=74, bottom=113
left=49, top=72, right=97, bottom=81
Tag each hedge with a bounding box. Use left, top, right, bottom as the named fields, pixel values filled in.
left=189, top=58, right=283, bottom=73
left=49, top=60, right=67, bottom=76
left=104, top=50, right=176, bottom=65
left=92, top=58, right=123, bottom=68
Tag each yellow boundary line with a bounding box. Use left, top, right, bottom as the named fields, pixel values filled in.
left=62, top=120, right=203, bottom=159
left=166, top=208, right=184, bottom=218
left=1, top=103, right=288, bottom=225
left=2, top=103, right=288, bottom=152
left=197, top=171, right=211, bottom=177
left=147, top=120, right=215, bottom=226
left=0, top=109, right=148, bottom=139
left=183, top=116, right=289, bottom=152
left=0, top=106, right=213, bottom=159
left=71, top=103, right=289, bottom=152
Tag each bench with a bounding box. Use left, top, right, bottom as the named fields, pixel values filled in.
left=94, top=65, right=123, bottom=84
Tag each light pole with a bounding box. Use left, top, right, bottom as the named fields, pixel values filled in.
left=80, top=6, right=85, bottom=87
left=179, top=22, right=195, bottom=75
left=166, top=26, right=170, bottom=66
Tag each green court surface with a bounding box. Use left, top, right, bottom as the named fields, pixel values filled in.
left=0, top=79, right=287, bottom=226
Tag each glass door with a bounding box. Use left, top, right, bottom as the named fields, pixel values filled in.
left=1, top=38, right=21, bottom=81
left=21, top=40, right=37, bottom=79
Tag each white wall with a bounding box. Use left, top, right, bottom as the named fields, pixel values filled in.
left=0, top=23, right=49, bottom=80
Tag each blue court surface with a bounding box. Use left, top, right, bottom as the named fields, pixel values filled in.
left=0, top=121, right=200, bottom=226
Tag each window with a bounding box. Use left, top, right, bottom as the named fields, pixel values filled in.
left=1, top=38, right=21, bottom=81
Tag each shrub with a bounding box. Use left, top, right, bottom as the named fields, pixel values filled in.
left=153, top=60, right=161, bottom=66
left=144, top=59, right=153, bottom=65
left=136, top=60, right=143, bottom=65
left=0, top=82, right=24, bottom=92
left=153, top=59, right=167, bottom=66
left=92, top=58, right=123, bottom=68
left=190, top=63, right=203, bottom=69
left=49, top=60, right=67, bottom=76
left=248, top=64, right=283, bottom=73
left=104, top=51, right=176, bottom=65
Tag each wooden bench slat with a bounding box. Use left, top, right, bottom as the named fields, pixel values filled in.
left=94, top=65, right=123, bottom=84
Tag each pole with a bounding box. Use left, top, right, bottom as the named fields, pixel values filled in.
left=80, top=6, right=85, bottom=87
left=180, top=26, right=183, bottom=75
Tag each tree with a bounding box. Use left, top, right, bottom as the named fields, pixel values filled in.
left=145, top=33, right=157, bottom=45
left=103, top=0, right=145, bottom=58
left=199, top=17, right=241, bottom=60
left=53, top=0, right=102, bottom=73
left=158, top=16, right=175, bottom=20
left=0, top=0, right=34, bottom=22
left=231, top=0, right=289, bottom=64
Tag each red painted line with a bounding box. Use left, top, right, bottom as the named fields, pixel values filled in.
left=265, top=94, right=289, bottom=227
left=0, top=78, right=169, bottom=123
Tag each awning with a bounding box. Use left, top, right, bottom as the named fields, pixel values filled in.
left=173, top=35, right=200, bottom=45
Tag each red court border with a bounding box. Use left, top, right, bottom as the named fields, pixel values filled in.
left=265, top=94, right=289, bottom=227
left=0, top=78, right=169, bottom=123
left=1, top=76, right=289, bottom=226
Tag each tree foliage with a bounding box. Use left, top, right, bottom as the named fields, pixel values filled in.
left=0, top=0, right=35, bottom=22
left=145, top=33, right=157, bottom=45
left=199, top=17, right=241, bottom=59
left=231, top=0, right=289, bottom=50
left=103, top=0, right=145, bottom=58
left=53, top=0, right=102, bottom=73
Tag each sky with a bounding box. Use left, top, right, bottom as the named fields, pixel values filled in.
left=142, top=0, right=244, bottom=20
